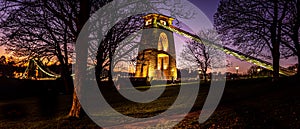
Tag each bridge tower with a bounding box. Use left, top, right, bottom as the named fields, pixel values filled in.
left=135, top=14, right=177, bottom=80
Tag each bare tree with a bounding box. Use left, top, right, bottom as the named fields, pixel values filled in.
left=0, top=0, right=111, bottom=118
left=1, top=0, right=73, bottom=95
left=180, top=30, right=221, bottom=82
left=214, top=0, right=290, bottom=81
left=95, top=15, right=143, bottom=84
left=281, top=0, right=300, bottom=76
left=0, top=0, right=196, bottom=118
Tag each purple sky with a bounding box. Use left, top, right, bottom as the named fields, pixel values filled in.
left=188, top=0, right=297, bottom=73
left=0, top=0, right=296, bottom=73
left=188, top=0, right=220, bottom=22
left=187, top=0, right=253, bottom=73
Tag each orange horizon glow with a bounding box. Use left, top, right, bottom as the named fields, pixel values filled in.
left=0, top=46, right=5, bottom=56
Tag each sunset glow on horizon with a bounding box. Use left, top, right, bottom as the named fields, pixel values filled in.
left=0, top=46, right=4, bottom=54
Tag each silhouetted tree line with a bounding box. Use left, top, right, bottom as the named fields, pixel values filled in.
left=0, top=55, right=25, bottom=78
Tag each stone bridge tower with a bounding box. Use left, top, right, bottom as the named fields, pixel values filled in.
left=135, top=14, right=177, bottom=80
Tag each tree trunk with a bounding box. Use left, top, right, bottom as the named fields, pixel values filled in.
left=68, top=0, right=90, bottom=118
left=108, top=52, right=113, bottom=86
left=95, top=60, right=103, bottom=84
left=68, top=91, right=81, bottom=118
left=271, top=30, right=280, bottom=82
left=272, top=45, right=280, bottom=82
left=271, top=0, right=280, bottom=83
left=203, top=72, right=207, bottom=83
left=61, top=65, right=72, bottom=94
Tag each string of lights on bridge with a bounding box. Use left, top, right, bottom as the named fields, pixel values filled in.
left=157, top=23, right=296, bottom=76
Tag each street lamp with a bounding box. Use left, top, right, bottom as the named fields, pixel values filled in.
left=235, top=66, right=239, bottom=74
left=257, top=68, right=261, bottom=78
left=257, top=68, right=261, bottom=72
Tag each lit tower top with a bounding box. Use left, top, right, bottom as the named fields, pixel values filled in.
left=143, top=13, right=175, bottom=28
left=139, top=13, right=176, bottom=57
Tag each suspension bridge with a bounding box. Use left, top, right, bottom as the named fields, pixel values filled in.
left=157, top=22, right=296, bottom=76
left=21, top=14, right=296, bottom=80
left=22, top=59, right=61, bottom=80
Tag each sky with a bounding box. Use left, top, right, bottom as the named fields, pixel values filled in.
left=188, top=0, right=220, bottom=23
left=187, top=0, right=253, bottom=74
left=188, top=0, right=297, bottom=73
left=0, top=0, right=296, bottom=74
left=0, top=47, right=4, bottom=56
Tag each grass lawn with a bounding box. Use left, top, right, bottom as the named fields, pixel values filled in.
left=0, top=77, right=299, bottom=128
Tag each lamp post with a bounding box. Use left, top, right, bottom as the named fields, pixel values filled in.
left=257, top=68, right=261, bottom=78
left=235, top=66, right=239, bottom=75
left=257, top=68, right=261, bottom=72
left=198, top=70, right=202, bottom=80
